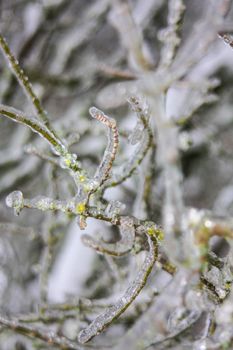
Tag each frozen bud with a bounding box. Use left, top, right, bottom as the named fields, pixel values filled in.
left=6, top=190, right=24, bottom=216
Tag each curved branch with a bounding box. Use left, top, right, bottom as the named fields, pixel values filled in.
left=81, top=216, right=135, bottom=256
left=78, top=234, right=158, bottom=343
left=89, top=107, right=119, bottom=188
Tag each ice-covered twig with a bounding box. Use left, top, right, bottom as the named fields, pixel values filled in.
left=127, top=96, right=153, bottom=144
left=89, top=106, right=119, bottom=188
left=157, top=252, right=177, bottom=276
left=200, top=243, right=233, bottom=303
left=5, top=191, right=72, bottom=217
left=0, top=104, right=63, bottom=151
left=148, top=93, right=185, bottom=264
left=81, top=216, right=135, bottom=257
left=70, top=107, right=119, bottom=228
left=0, top=222, right=38, bottom=239
left=170, top=2, right=227, bottom=81
left=158, top=0, right=185, bottom=69
left=175, top=78, right=220, bottom=125
left=145, top=311, right=204, bottom=350
left=218, top=31, right=233, bottom=48
left=78, top=234, right=158, bottom=343
left=0, top=157, right=41, bottom=194
left=109, top=0, right=152, bottom=70
left=0, top=126, right=29, bottom=166
left=0, top=33, right=58, bottom=139
left=4, top=189, right=117, bottom=223
left=106, top=96, right=154, bottom=188
left=0, top=103, right=83, bottom=176
left=178, top=92, right=218, bottom=125
left=0, top=34, right=89, bottom=187
left=24, top=144, right=60, bottom=166
left=99, top=65, right=137, bottom=80
left=200, top=274, right=232, bottom=304
left=39, top=166, right=61, bottom=305
left=50, top=0, right=110, bottom=75
left=0, top=315, right=81, bottom=350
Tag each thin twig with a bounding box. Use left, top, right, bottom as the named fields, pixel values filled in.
left=78, top=234, right=158, bottom=343
left=0, top=33, right=59, bottom=140
left=90, top=107, right=119, bottom=188
left=82, top=216, right=135, bottom=257
left=106, top=96, right=154, bottom=188
left=0, top=315, right=81, bottom=350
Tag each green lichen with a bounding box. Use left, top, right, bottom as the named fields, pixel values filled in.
left=76, top=202, right=86, bottom=214
left=147, top=226, right=164, bottom=241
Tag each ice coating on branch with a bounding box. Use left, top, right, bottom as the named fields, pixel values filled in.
left=30, top=196, right=57, bottom=211
left=172, top=78, right=220, bottom=124
left=0, top=2, right=233, bottom=348
left=59, top=152, right=78, bottom=170
left=107, top=96, right=153, bottom=188
left=109, top=0, right=152, bottom=70
left=158, top=0, right=185, bottom=68
left=201, top=260, right=233, bottom=302
left=78, top=234, right=158, bottom=343
left=89, top=106, right=119, bottom=187
left=105, top=200, right=125, bottom=221
left=167, top=308, right=201, bottom=334
left=82, top=215, right=135, bottom=256
left=6, top=191, right=24, bottom=216
left=128, top=119, right=144, bottom=145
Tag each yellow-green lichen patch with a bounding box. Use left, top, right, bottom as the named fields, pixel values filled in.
left=83, top=184, right=91, bottom=193
left=76, top=202, right=86, bottom=214
left=79, top=174, right=86, bottom=183
left=225, top=281, right=232, bottom=290
left=64, top=157, right=72, bottom=167
left=147, top=226, right=164, bottom=241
